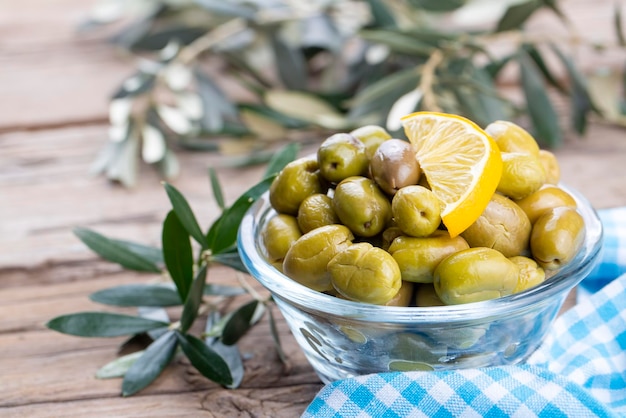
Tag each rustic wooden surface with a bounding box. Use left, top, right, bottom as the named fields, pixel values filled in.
left=1, top=1, right=626, bottom=417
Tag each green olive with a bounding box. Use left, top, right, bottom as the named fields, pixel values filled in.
left=388, top=231, right=470, bottom=283
left=515, top=185, right=577, bottom=224
left=461, top=193, right=531, bottom=258
left=414, top=283, right=445, bottom=307
left=391, top=185, right=441, bottom=237
left=370, top=139, right=421, bottom=195
left=509, top=255, right=545, bottom=293
left=385, top=280, right=415, bottom=307
left=434, top=247, right=520, bottom=305
left=497, top=152, right=546, bottom=200
left=530, top=207, right=585, bottom=270
left=269, top=156, right=324, bottom=215
left=485, top=120, right=540, bottom=156
left=328, top=242, right=401, bottom=305
left=317, top=133, right=369, bottom=183
left=297, top=193, right=339, bottom=233
left=333, top=176, right=392, bottom=237
left=283, top=224, right=354, bottom=292
left=262, top=214, right=302, bottom=261
left=349, top=125, right=392, bottom=160
left=538, top=149, right=560, bottom=184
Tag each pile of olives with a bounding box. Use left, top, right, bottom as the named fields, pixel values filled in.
left=261, top=122, right=585, bottom=307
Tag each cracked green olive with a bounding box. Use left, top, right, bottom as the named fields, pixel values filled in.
left=333, top=176, right=391, bottom=237
left=317, top=133, right=369, bottom=183
left=269, top=156, right=324, bottom=215
left=350, top=125, right=392, bottom=159
left=283, top=224, right=354, bottom=292
left=328, top=242, right=401, bottom=305
left=485, top=120, right=540, bottom=156
left=515, top=185, right=577, bottom=224
left=262, top=214, right=302, bottom=262
left=509, top=256, right=545, bottom=293
left=538, top=149, right=560, bottom=184
left=297, top=193, right=339, bottom=233
left=461, top=193, right=531, bottom=258
left=391, top=185, right=441, bottom=237
left=497, top=152, right=546, bottom=200
left=530, top=207, right=585, bottom=271
left=388, top=231, right=470, bottom=283
left=434, top=247, right=520, bottom=305
left=370, top=139, right=421, bottom=195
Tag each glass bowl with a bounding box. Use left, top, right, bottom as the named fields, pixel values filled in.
left=237, top=184, right=603, bottom=383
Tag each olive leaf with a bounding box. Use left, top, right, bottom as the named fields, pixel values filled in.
left=162, top=210, right=194, bottom=301
left=176, top=332, right=233, bottom=386
left=615, top=2, right=626, bottom=47
left=267, top=304, right=288, bottom=365
left=359, top=30, right=434, bottom=57
left=270, top=33, right=308, bottom=91
left=518, top=51, right=562, bottom=147
left=521, top=44, right=567, bottom=94
left=208, top=167, right=226, bottom=211
left=179, top=265, right=208, bottom=333
left=407, top=0, right=466, bottom=12
left=496, top=0, right=542, bottom=32
left=73, top=227, right=161, bottom=273
left=46, top=312, right=169, bottom=337
left=263, top=142, right=299, bottom=177
left=362, top=0, right=397, bottom=28
left=204, top=311, right=244, bottom=388
left=221, top=300, right=265, bottom=346
left=163, top=182, right=207, bottom=248
left=90, top=284, right=181, bottom=307
left=96, top=351, right=145, bottom=379
left=122, top=330, right=178, bottom=396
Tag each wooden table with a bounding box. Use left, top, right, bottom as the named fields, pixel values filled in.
left=2, top=1, right=625, bottom=416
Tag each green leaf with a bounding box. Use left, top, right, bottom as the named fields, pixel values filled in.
left=179, top=265, right=207, bottom=333
left=194, top=0, right=255, bottom=19
left=204, top=312, right=244, bottom=388
left=483, top=54, right=514, bottom=79
left=359, top=30, right=434, bottom=56
left=46, top=312, right=169, bottom=337
left=362, top=0, right=397, bottom=28
left=163, top=182, right=207, bottom=248
left=615, top=2, right=626, bottom=47
left=96, top=351, right=144, bottom=379
left=271, top=33, right=308, bottom=91
left=206, top=176, right=274, bottom=254
left=90, top=284, right=181, bottom=307
left=122, top=331, right=178, bottom=396
left=349, top=67, right=421, bottom=112
left=267, top=304, right=288, bottom=365
left=550, top=44, right=598, bottom=134
left=521, top=44, right=567, bottom=94
left=74, top=228, right=161, bottom=273
left=196, top=70, right=238, bottom=132
left=496, top=0, right=541, bottom=32
left=176, top=332, right=233, bottom=386
left=263, top=142, right=299, bottom=178
left=264, top=90, right=347, bottom=130
left=210, top=251, right=247, bottom=273
left=238, top=103, right=308, bottom=129
left=407, top=0, right=466, bottom=12
left=110, top=239, right=164, bottom=266
left=518, top=52, right=562, bottom=147
left=162, top=210, right=194, bottom=301
left=221, top=300, right=265, bottom=346
left=208, top=167, right=226, bottom=211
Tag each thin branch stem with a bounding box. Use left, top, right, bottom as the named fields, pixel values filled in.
left=419, top=49, right=444, bottom=112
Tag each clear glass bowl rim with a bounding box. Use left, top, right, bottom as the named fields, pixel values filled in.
left=237, top=183, right=603, bottom=324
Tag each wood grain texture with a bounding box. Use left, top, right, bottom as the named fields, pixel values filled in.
left=2, top=0, right=626, bottom=416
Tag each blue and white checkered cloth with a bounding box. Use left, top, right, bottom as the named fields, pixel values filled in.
left=304, top=207, right=626, bottom=418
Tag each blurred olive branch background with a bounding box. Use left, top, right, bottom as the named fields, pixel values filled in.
left=81, top=0, right=626, bottom=187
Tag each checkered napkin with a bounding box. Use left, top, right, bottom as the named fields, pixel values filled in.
left=303, top=207, right=626, bottom=418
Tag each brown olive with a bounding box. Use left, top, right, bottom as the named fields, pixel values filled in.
left=262, top=214, right=302, bottom=261
left=317, top=133, right=369, bottom=183
left=328, top=242, right=401, bottom=305
left=388, top=231, right=469, bottom=283
left=333, top=176, right=392, bottom=237
left=283, top=224, right=354, bottom=292
left=297, top=193, right=339, bottom=233
left=269, top=156, right=324, bottom=215
left=515, top=185, right=577, bottom=224
left=530, top=207, right=585, bottom=270
left=391, top=185, right=441, bottom=237
left=370, top=139, right=421, bottom=195
left=434, top=247, right=520, bottom=305
left=461, top=193, right=532, bottom=258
